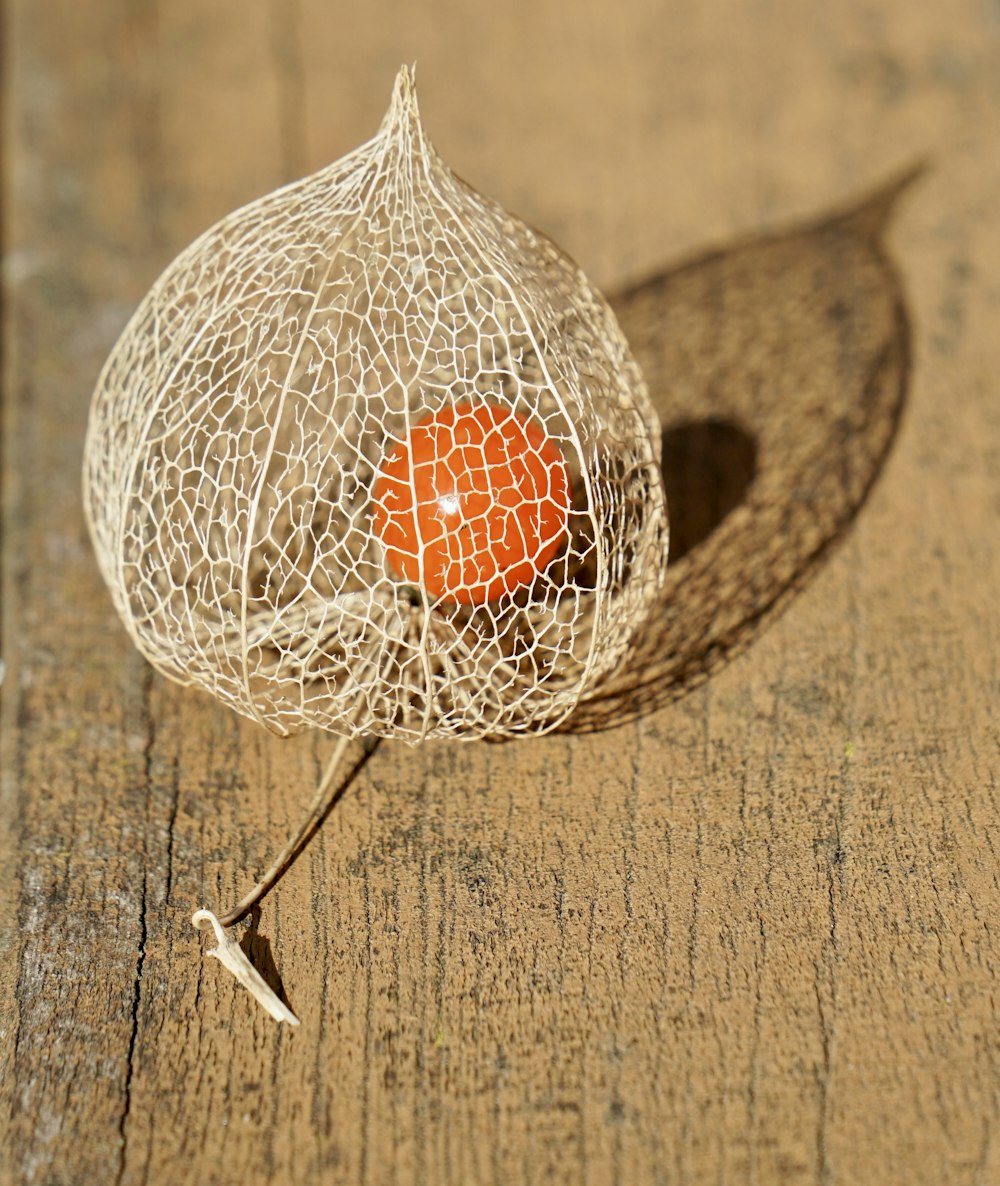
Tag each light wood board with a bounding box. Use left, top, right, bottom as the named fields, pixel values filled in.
left=2, top=2, right=998, bottom=1183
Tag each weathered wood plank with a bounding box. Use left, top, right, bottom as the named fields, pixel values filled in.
left=2, top=1, right=998, bottom=1184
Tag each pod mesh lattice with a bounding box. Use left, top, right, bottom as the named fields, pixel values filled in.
left=83, top=67, right=669, bottom=742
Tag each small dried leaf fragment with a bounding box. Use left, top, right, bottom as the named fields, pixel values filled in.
left=192, top=910, right=299, bottom=1025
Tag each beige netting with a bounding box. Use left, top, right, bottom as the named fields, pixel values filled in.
left=83, top=66, right=669, bottom=745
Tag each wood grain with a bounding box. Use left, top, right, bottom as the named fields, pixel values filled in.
left=2, top=2, right=998, bottom=1184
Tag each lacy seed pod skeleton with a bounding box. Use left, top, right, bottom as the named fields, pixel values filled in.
left=83, top=67, right=669, bottom=1021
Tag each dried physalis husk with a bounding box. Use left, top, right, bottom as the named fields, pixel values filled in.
left=85, top=66, right=671, bottom=1024
left=83, top=65, right=668, bottom=746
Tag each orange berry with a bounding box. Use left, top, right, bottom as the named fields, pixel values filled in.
left=372, top=402, right=571, bottom=605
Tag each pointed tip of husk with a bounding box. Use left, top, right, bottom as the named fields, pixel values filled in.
left=383, top=62, right=424, bottom=135
left=393, top=62, right=419, bottom=101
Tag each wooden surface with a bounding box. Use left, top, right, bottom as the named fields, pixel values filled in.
left=2, top=2, right=998, bottom=1184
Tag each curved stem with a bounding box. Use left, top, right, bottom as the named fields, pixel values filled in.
left=194, top=638, right=396, bottom=1024
left=192, top=728, right=381, bottom=1025
left=218, top=731, right=380, bottom=927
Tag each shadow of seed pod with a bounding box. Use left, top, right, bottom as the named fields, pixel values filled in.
left=566, top=166, right=922, bottom=732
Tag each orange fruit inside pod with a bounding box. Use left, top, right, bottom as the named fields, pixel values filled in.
left=372, top=401, right=572, bottom=606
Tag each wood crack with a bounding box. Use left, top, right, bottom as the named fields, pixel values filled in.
left=116, top=869, right=148, bottom=1186
left=116, top=664, right=156, bottom=1186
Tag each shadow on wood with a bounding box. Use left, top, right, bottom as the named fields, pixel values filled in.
left=659, top=418, right=758, bottom=563
left=237, top=906, right=297, bottom=1017
left=564, top=166, right=922, bottom=733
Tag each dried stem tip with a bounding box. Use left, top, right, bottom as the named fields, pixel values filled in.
left=192, top=910, right=300, bottom=1026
